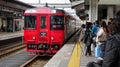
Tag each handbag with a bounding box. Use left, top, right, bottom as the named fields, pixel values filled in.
left=95, top=45, right=101, bottom=58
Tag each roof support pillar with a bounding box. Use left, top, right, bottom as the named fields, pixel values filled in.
left=88, top=0, right=98, bottom=22
left=107, top=6, right=114, bottom=20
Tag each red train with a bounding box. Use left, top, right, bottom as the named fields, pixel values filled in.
left=24, top=7, right=78, bottom=56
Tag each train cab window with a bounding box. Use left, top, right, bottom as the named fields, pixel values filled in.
left=24, top=16, right=36, bottom=29
left=51, top=16, right=64, bottom=30
left=40, top=16, right=46, bottom=29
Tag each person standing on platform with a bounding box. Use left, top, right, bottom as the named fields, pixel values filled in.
left=102, top=11, right=120, bottom=67
left=108, top=18, right=113, bottom=26
left=83, top=22, right=93, bottom=56
left=92, top=20, right=99, bottom=47
left=95, top=21, right=109, bottom=59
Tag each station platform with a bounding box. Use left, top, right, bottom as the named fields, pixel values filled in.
left=0, top=31, right=23, bottom=41
left=0, top=31, right=23, bottom=48
left=44, top=31, right=97, bottom=67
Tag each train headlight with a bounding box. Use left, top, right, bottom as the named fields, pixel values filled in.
left=55, top=45, right=59, bottom=50
left=32, top=36, right=36, bottom=40
left=51, top=37, right=54, bottom=41
left=52, top=45, right=60, bottom=50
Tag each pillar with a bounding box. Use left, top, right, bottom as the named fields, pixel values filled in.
left=89, top=0, right=98, bottom=23
left=107, top=5, right=114, bottom=20
left=13, top=19, right=15, bottom=32
left=0, top=18, right=2, bottom=30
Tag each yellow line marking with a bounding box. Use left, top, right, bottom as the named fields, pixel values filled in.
left=68, top=42, right=82, bottom=67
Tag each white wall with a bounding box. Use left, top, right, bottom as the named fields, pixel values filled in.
left=99, top=0, right=120, bottom=5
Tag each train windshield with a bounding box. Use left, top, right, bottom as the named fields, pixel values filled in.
left=51, top=16, right=64, bottom=30
left=24, top=16, right=36, bottom=29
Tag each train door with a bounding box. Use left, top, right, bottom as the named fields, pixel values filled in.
left=39, top=15, right=50, bottom=44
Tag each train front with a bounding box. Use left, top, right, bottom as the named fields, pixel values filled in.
left=24, top=8, right=65, bottom=56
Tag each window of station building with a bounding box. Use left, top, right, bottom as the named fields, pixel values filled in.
left=24, top=16, right=36, bottom=29
left=50, top=16, right=64, bottom=30
left=40, top=16, right=46, bottom=29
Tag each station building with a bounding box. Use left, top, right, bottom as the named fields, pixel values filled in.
left=85, top=0, right=120, bottom=23
left=0, top=0, right=34, bottom=32
left=70, top=0, right=120, bottom=24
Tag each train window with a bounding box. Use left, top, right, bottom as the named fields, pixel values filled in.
left=24, top=16, right=36, bottom=29
left=50, top=16, right=64, bottom=30
left=40, top=16, right=46, bottom=29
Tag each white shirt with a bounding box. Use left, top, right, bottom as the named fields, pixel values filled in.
left=96, top=27, right=104, bottom=44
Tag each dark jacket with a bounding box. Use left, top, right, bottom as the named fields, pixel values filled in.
left=82, top=29, right=93, bottom=46
left=102, top=33, right=120, bottom=67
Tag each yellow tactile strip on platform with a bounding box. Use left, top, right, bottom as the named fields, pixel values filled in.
left=68, top=42, right=82, bottom=67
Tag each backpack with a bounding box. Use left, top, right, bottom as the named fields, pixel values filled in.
left=94, top=27, right=99, bottom=37
left=92, top=25, right=99, bottom=37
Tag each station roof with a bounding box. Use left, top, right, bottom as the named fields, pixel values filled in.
left=7, top=0, right=35, bottom=8
left=0, top=0, right=35, bottom=10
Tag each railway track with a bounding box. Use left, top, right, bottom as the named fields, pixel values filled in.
left=20, top=56, right=51, bottom=67
left=0, top=43, right=25, bottom=60
left=0, top=31, right=79, bottom=67
left=0, top=42, right=50, bottom=67
left=20, top=31, right=80, bottom=67
left=20, top=56, right=38, bottom=67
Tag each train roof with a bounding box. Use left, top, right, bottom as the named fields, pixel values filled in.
left=24, top=7, right=78, bottom=20
left=24, top=7, right=65, bottom=14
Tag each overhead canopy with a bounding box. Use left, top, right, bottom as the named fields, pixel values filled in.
left=0, top=0, right=34, bottom=10
left=71, top=0, right=84, bottom=7
left=98, top=0, right=120, bottom=5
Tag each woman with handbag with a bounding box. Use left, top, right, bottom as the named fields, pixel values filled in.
left=95, top=21, right=109, bottom=59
